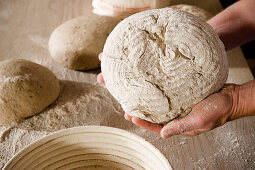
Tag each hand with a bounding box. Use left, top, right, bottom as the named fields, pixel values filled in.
left=207, top=0, right=255, bottom=51
left=97, top=53, right=253, bottom=138
left=125, top=84, right=237, bottom=138
left=97, top=53, right=105, bottom=84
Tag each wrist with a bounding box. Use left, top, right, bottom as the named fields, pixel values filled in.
left=228, top=80, right=255, bottom=120
left=227, top=84, right=241, bottom=121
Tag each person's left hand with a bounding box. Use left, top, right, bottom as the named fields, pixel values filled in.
left=97, top=53, right=105, bottom=84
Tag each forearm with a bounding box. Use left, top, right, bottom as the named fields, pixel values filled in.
left=207, top=0, right=255, bottom=51
left=230, top=80, right=255, bottom=120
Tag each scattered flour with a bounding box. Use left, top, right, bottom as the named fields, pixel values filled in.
left=0, top=9, right=9, bottom=19
left=28, top=35, right=48, bottom=49
left=179, top=141, right=186, bottom=145
left=0, top=82, right=254, bottom=169
left=0, top=81, right=126, bottom=168
left=0, top=74, right=31, bottom=84
left=192, top=123, right=255, bottom=170
left=179, top=137, right=188, bottom=145
left=203, top=103, right=218, bottom=111
left=203, top=106, right=209, bottom=111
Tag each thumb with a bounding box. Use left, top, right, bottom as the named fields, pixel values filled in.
left=160, top=115, right=200, bottom=138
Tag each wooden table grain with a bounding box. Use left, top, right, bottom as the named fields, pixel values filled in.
left=0, top=0, right=254, bottom=169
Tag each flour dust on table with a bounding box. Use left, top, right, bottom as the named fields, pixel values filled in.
left=0, top=81, right=126, bottom=168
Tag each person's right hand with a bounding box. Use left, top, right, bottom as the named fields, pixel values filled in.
left=97, top=52, right=255, bottom=138
left=124, top=84, right=239, bottom=138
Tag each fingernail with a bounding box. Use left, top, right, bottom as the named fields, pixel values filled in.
left=96, top=74, right=100, bottom=83
left=160, top=128, right=172, bottom=139
left=99, top=53, right=103, bottom=60
left=131, top=117, right=135, bottom=123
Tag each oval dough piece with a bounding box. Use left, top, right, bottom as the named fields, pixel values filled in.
left=170, top=4, right=213, bottom=21
left=101, top=8, right=228, bottom=124
left=48, top=14, right=123, bottom=70
left=0, top=59, right=60, bottom=125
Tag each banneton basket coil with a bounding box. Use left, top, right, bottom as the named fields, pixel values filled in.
left=4, top=126, right=172, bottom=170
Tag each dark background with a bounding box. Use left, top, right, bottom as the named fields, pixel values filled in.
left=220, top=0, right=255, bottom=76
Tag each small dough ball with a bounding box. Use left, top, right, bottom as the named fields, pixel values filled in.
left=49, top=14, right=123, bottom=70
left=0, top=59, right=60, bottom=125
left=170, top=4, right=213, bottom=21
left=101, top=8, right=228, bottom=123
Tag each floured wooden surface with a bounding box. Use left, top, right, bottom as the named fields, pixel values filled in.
left=0, top=0, right=254, bottom=169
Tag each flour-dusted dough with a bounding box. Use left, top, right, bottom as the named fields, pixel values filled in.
left=0, top=59, right=60, bottom=125
left=101, top=8, right=228, bottom=124
left=48, top=14, right=123, bottom=70
left=170, top=4, right=213, bottom=21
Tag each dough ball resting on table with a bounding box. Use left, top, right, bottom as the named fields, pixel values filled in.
left=170, top=4, right=213, bottom=21
left=48, top=14, right=123, bottom=70
left=0, top=59, right=60, bottom=125
left=101, top=8, right=228, bottom=124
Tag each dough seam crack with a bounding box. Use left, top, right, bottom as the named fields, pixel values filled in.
left=150, top=14, right=159, bottom=23
left=141, top=29, right=166, bottom=56
left=144, top=79, right=172, bottom=112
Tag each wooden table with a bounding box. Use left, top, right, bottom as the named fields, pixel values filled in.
left=0, top=0, right=254, bottom=169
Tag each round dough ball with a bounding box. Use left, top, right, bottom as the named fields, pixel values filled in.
left=170, top=4, right=213, bottom=21
left=48, top=14, right=123, bottom=70
left=101, top=8, right=228, bottom=124
left=0, top=59, right=60, bottom=125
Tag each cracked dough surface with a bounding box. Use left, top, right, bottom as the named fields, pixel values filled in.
left=101, top=8, right=228, bottom=123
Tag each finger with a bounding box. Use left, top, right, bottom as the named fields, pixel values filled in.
left=132, top=117, right=163, bottom=135
left=160, top=115, right=199, bottom=138
left=124, top=113, right=132, bottom=121
left=98, top=53, right=103, bottom=61
left=97, top=73, right=105, bottom=84
left=180, top=129, right=204, bottom=136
